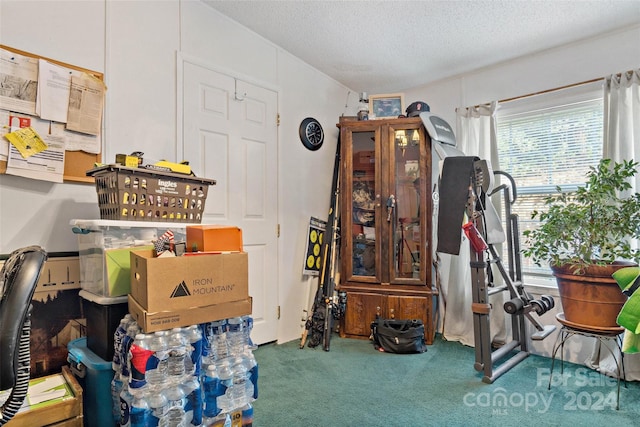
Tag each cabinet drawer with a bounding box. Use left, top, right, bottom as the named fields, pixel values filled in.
left=388, top=294, right=435, bottom=344
left=343, top=292, right=385, bottom=337
left=340, top=290, right=436, bottom=344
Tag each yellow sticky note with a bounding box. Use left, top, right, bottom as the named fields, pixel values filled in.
left=4, top=126, right=48, bottom=158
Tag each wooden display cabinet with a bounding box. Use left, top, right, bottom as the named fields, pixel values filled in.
left=338, top=116, right=437, bottom=344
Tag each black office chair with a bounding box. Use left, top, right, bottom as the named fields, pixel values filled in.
left=0, top=246, right=47, bottom=425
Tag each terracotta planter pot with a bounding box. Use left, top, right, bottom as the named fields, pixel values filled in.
left=552, top=262, right=635, bottom=329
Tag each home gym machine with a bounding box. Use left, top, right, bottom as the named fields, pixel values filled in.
left=438, top=157, right=556, bottom=384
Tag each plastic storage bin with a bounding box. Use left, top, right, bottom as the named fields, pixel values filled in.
left=80, top=290, right=128, bottom=361
left=70, top=219, right=193, bottom=297
left=67, top=337, right=114, bottom=427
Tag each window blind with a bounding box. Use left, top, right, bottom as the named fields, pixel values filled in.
left=497, top=91, right=603, bottom=276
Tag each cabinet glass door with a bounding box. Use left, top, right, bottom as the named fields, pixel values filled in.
left=391, top=126, right=422, bottom=281
left=351, top=130, right=377, bottom=278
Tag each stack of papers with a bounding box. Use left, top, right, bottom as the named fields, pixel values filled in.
left=0, top=373, right=73, bottom=414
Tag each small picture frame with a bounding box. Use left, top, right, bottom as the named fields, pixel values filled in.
left=369, top=93, right=404, bottom=119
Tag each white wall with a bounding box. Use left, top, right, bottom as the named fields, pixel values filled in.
left=104, top=0, right=180, bottom=163
left=0, top=0, right=355, bottom=344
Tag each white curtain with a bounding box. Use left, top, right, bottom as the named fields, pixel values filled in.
left=436, top=102, right=507, bottom=346
left=604, top=68, right=640, bottom=289
left=603, top=69, right=640, bottom=174
left=456, top=102, right=500, bottom=163
left=589, top=69, right=640, bottom=380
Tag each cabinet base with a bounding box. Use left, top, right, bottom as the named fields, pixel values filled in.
left=339, top=286, right=437, bottom=345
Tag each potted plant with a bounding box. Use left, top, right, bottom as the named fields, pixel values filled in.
left=523, top=158, right=640, bottom=330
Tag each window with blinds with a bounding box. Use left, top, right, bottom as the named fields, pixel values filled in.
left=496, top=82, right=604, bottom=277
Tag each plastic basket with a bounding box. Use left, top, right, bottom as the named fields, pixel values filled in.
left=87, top=165, right=216, bottom=223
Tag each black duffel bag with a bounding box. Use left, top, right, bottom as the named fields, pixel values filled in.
left=370, top=317, right=427, bottom=354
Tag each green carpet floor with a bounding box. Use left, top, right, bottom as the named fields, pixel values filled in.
left=251, top=335, right=640, bottom=426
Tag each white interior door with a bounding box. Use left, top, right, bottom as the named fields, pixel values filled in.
left=182, top=60, right=278, bottom=345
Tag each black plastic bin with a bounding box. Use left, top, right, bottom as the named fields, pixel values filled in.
left=80, top=289, right=128, bottom=361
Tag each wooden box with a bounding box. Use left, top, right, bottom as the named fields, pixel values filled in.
left=6, top=366, right=83, bottom=426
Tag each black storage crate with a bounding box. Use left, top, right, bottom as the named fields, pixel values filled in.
left=80, top=290, right=129, bottom=361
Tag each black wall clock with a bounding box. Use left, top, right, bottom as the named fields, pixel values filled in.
left=299, top=117, right=324, bottom=151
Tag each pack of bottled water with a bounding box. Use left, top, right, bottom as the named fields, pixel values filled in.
left=112, top=315, right=258, bottom=426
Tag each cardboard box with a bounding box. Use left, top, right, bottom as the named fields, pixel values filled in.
left=115, top=153, right=142, bottom=168
left=186, top=225, right=243, bottom=253
left=130, top=249, right=248, bottom=312
left=128, top=295, right=252, bottom=333
left=35, top=256, right=81, bottom=292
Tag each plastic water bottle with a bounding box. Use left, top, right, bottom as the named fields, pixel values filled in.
left=202, top=364, right=221, bottom=418
left=202, top=322, right=214, bottom=359
left=167, top=328, right=188, bottom=383
left=119, top=383, right=134, bottom=427
left=201, top=338, right=216, bottom=385
left=130, top=393, right=151, bottom=427
left=121, top=321, right=141, bottom=380
left=230, top=357, right=251, bottom=410
left=242, top=316, right=257, bottom=351
left=217, top=359, right=234, bottom=413
left=148, top=391, right=169, bottom=427
left=243, top=351, right=258, bottom=401
left=200, top=323, right=215, bottom=374
left=112, top=317, right=126, bottom=371
left=111, top=317, right=135, bottom=423
left=227, top=317, right=245, bottom=356
left=129, top=333, right=153, bottom=392
left=163, top=385, right=187, bottom=427
left=182, top=375, right=203, bottom=426
left=201, top=351, right=215, bottom=383
left=147, top=330, right=170, bottom=391
left=113, top=314, right=133, bottom=371
left=111, top=370, right=125, bottom=424
left=199, top=323, right=211, bottom=359
left=186, top=325, right=204, bottom=377
left=211, top=320, right=229, bottom=361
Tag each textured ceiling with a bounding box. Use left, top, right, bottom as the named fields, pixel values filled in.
left=204, top=0, right=640, bottom=93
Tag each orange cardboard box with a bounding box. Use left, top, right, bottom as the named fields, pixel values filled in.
left=186, top=225, right=243, bottom=253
